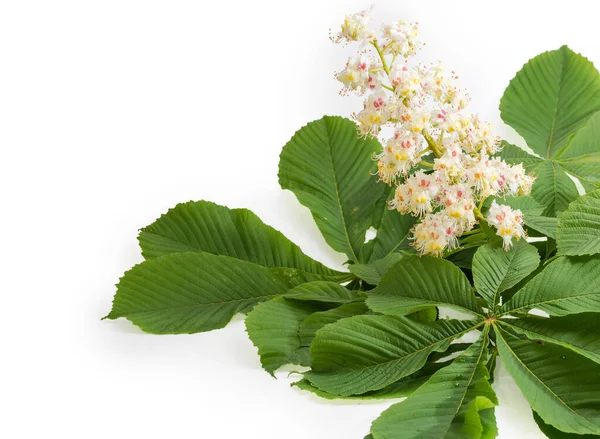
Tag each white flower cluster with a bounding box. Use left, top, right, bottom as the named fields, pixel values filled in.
left=333, top=9, right=535, bottom=255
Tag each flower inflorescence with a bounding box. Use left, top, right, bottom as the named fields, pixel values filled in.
left=333, top=9, right=535, bottom=256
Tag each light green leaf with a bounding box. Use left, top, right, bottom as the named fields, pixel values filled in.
left=533, top=411, right=600, bottom=439
left=305, top=315, right=483, bottom=396
left=298, top=302, right=369, bottom=347
left=556, top=112, right=600, bottom=184
left=370, top=332, right=488, bottom=439
left=496, top=328, right=600, bottom=435
left=105, top=252, right=311, bottom=334
left=500, top=45, right=600, bottom=160
left=472, top=241, right=540, bottom=309
left=137, top=200, right=347, bottom=280
left=349, top=252, right=404, bottom=285
left=501, top=256, right=600, bottom=316
left=557, top=189, right=600, bottom=256
left=282, top=281, right=358, bottom=304
left=501, top=314, right=600, bottom=364
left=531, top=161, right=580, bottom=216
left=245, top=297, right=321, bottom=374
left=500, top=141, right=544, bottom=169
left=367, top=256, right=483, bottom=317
left=278, top=116, right=386, bottom=262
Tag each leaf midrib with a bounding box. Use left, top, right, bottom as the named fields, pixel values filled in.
left=546, top=48, right=568, bottom=159
left=313, top=321, right=484, bottom=378
left=323, top=118, right=360, bottom=262
left=500, top=291, right=600, bottom=315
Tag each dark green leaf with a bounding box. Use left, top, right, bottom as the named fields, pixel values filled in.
left=557, top=189, right=600, bottom=256
left=298, top=302, right=369, bottom=347
left=530, top=161, right=579, bottom=216
left=138, top=200, right=348, bottom=280
left=245, top=297, right=321, bottom=374
left=501, top=256, right=600, bottom=316
left=472, top=241, right=540, bottom=309
left=283, top=281, right=359, bottom=304
left=367, top=256, right=483, bottom=317
left=501, top=314, right=600, bottom=364
left=305, top=315, right=483, bottom=396
left=106, top=252, right=312, bottom=334
left=349, top=253, right=404, bottom=285
left=533, top=411, right=600, bottom=438
left=496, top=328, right=600, bottom=435
left=556, top=112, right=600, bottom=184
left=369, top=332, right=489, bottom=439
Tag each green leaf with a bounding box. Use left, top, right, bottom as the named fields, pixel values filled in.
left=278, top=116, right=386, bottom=262
left=349, top=252, right=404, bottom=285
left=556, top=112, right=600, bottom=184
left=525, top=215, right=560, bottom=239
left=365, top=193, right=416, bottom=262
left=245, top=297, right=321, bottom=374
left=501, top=256, right=600, bottom=316
left=500, top=141, right=543, bottom=169
left=533, top=411, right=600, bottom=439
left=298, top=302, right=369, bottom=347
left=305, top=315, right=483, bottom=396
left=369, top=332, right=488, bottom=439
left=137, top=200, right=347, bottom=280
left=444, top=364, right=498, bottom=439
left=105, top=252, right=311, bottom=334
left=557, top=189, right=600, bottom=256
left=472, top=241, right=540, bottom=309
left=293, top=355, right=457, bottom=401
left=500, top=45, right=600, bottom=160
left=531, top=161, right=580, bottom=216
left=367, top=256, right=483, bottom=317
left=501, top=314, right=600, bottom=364
left=496, top=328, right=600, bottom=435
left=282, top=281, right=358, bottom=304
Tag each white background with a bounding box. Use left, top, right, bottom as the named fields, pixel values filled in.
left=2, top=1, right=599, bottom=437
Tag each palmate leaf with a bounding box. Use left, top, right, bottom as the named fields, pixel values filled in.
left=367, top=256, right=483, bottom=317
left=501, top=255, right=600, bottom=316
left=500, top=314, right=600, bottom=365
left=278, top=116, right=387, bottom=262
left=496, top=328, right=600, bottom=435
left=472, top=240, right=540, bottom=309
left=499, top=46, right=600, bottom=216
left=245, top=298, right=322, bottom=375
left=369, top=332, right=489, bottom=439
left=557, top=189, right=600, bottom=256
left=304, top=315, right=483, bottom=396
left=105, top=252, right=313, bottom=334
left=500, top=45, right=600, bottom=160
left=137, top=200, right=348, bottom=281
